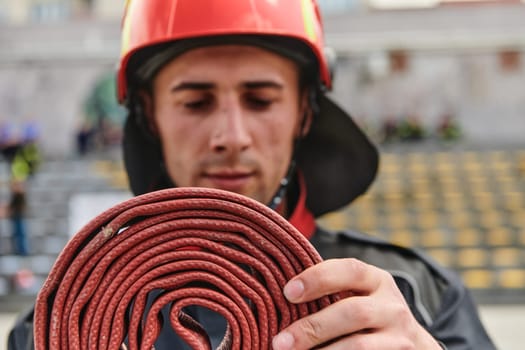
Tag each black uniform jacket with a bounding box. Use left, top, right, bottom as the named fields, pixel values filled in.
left=8, top=226, right=496, bottom=350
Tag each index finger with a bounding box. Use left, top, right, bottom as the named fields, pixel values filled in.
left=283, top=258, right=386, bottom=303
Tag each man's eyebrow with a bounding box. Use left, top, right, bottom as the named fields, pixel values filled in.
left=171, top=82, right=215, bottom=92
left=244, top=81, right=283, bottom=89
left=170, top=81, right=283, bottom=92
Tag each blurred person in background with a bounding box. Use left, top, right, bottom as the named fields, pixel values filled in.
left=8, top=0, right=495, bottom=349
left=75, top=119, right=95, bottom=156
left=7, top=179, right=29, bottom=256
left=0, top=121, right=41, bottom=180
left=380, top=115, right=399, bottom=144
left=437, top=112, right=462, bottom=142
left=11, top=121, right=41, bottom=180
left=398, top=114, right=426, bottom=142
left=0, top=121, right=22, bottom=165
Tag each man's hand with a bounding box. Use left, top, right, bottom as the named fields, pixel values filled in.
left=272, top=258, right=442, bottom=350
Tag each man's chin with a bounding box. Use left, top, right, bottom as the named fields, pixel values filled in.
left=210, top=187, right=267, bottom=205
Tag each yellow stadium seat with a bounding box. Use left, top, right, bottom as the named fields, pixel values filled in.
left=356, top=214, right=378, bottom=232
left=463, top=161, right=483, bottom=173
left=486, top=227, right=513, bottom=246
left=390, top=230, right=417, bottom=247
left=426, top=248, right=453, bottom=267
left=320, top=211, right=348, bottom=231
left=421, top=229, right=448, bottom=248
left=461, top=269, right=494, bottom=289
left=492, top=248, right=521, bottom=267
left=387, top=213, right=409, bottom=230
left=455, top=228, right=481, bottom=247
left=479, top=211, right=502, bottom=229
left=471, top=192, right=494, bottom=211
left=498, top=269, right=525, bottom=289
left=503, top=192, right=523, bottom=210
left=457, top=248, right=488, bottom=268
left=416, top=212, right=439, bottom=230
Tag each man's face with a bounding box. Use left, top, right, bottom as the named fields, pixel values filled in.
left=148, top=45, right=306, bottom=205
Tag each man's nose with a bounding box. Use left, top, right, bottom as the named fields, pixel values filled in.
left=210, top=102, right=252, bottom=154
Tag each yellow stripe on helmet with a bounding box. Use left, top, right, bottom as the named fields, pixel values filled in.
left=120, top=0, right=136, bottom=58
left=301, top=0, right=318, bottom=43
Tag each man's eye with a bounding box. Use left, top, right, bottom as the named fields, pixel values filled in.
left=246, top=97, right=272, bottom=110
left=184, top=99, right=211, bottom=110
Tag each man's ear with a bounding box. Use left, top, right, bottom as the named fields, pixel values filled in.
left=298, top=90, right=314, bottom=137
left=138, top=90, right=159, bottom=137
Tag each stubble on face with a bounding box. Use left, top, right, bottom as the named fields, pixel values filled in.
left=150, top=45, right=304, bottom=205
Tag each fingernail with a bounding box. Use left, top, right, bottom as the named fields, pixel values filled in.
left=283, top=279, right=304, bottom=302
left=272, top=331, right=294, bottom=350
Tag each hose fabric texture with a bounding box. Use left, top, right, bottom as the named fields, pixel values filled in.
left=34, top=187, right=342, bottom=349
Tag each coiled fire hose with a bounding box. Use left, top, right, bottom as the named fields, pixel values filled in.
left=34, top=187, right=342, bottom=349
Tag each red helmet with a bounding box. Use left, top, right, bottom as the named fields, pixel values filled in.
left=120, top=0, right=379, bottom=217
left=118, top=0, right=331, bottom=103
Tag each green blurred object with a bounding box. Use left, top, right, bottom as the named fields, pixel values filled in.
left=82, top=71, right=127, bottom=149
left=11, top=143, right=41, bottom=181
left=83, top=71, right=127, bottom=129
left=437, top=115, right=462, bottom=142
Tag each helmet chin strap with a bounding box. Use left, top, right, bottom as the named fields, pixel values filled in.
left=267, top=88, right=319, bottom=212
left=267, top=159, right=297, bottom=211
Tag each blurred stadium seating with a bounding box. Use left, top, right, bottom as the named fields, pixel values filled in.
left=89, top=145, right=525, bottom=303
left=319, top=146, right=525, bottom=303
left=0, top=145, right=524, bottom=308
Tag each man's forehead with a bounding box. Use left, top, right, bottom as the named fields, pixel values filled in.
left=154, top=46, right=299, bottom=88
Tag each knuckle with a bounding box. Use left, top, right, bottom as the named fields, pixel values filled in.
left=344, top=258, right=368, bottom=279
left=393, top=301, right=412, bottom=322
left=378, top=268, right=395, bottom=283
left=350, top=299, right=374, bottom=325
left=312, top=265, right=331, bottom=286
left=400, top=340, right=417, bottom=350
left=298, top=316, right=325, bottom=344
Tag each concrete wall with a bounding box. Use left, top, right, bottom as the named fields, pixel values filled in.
left=331, top=51, right=525, bottom=143
left=0, top=20, right=119, bottom=158
left=1, top=4, right=524, bottom=158
left=0, top=62, right=112, bottom=157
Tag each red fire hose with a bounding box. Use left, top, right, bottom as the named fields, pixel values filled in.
left=34, top=187, right=341, bottom=349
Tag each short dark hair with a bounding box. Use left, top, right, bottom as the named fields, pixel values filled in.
left=125, top=35, right=319, bottom=104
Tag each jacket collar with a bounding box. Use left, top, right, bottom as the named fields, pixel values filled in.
left=288, top=173, right=316, bottom=239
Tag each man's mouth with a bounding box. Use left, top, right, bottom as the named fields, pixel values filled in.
left=202, top=170, right=254, bottom=191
